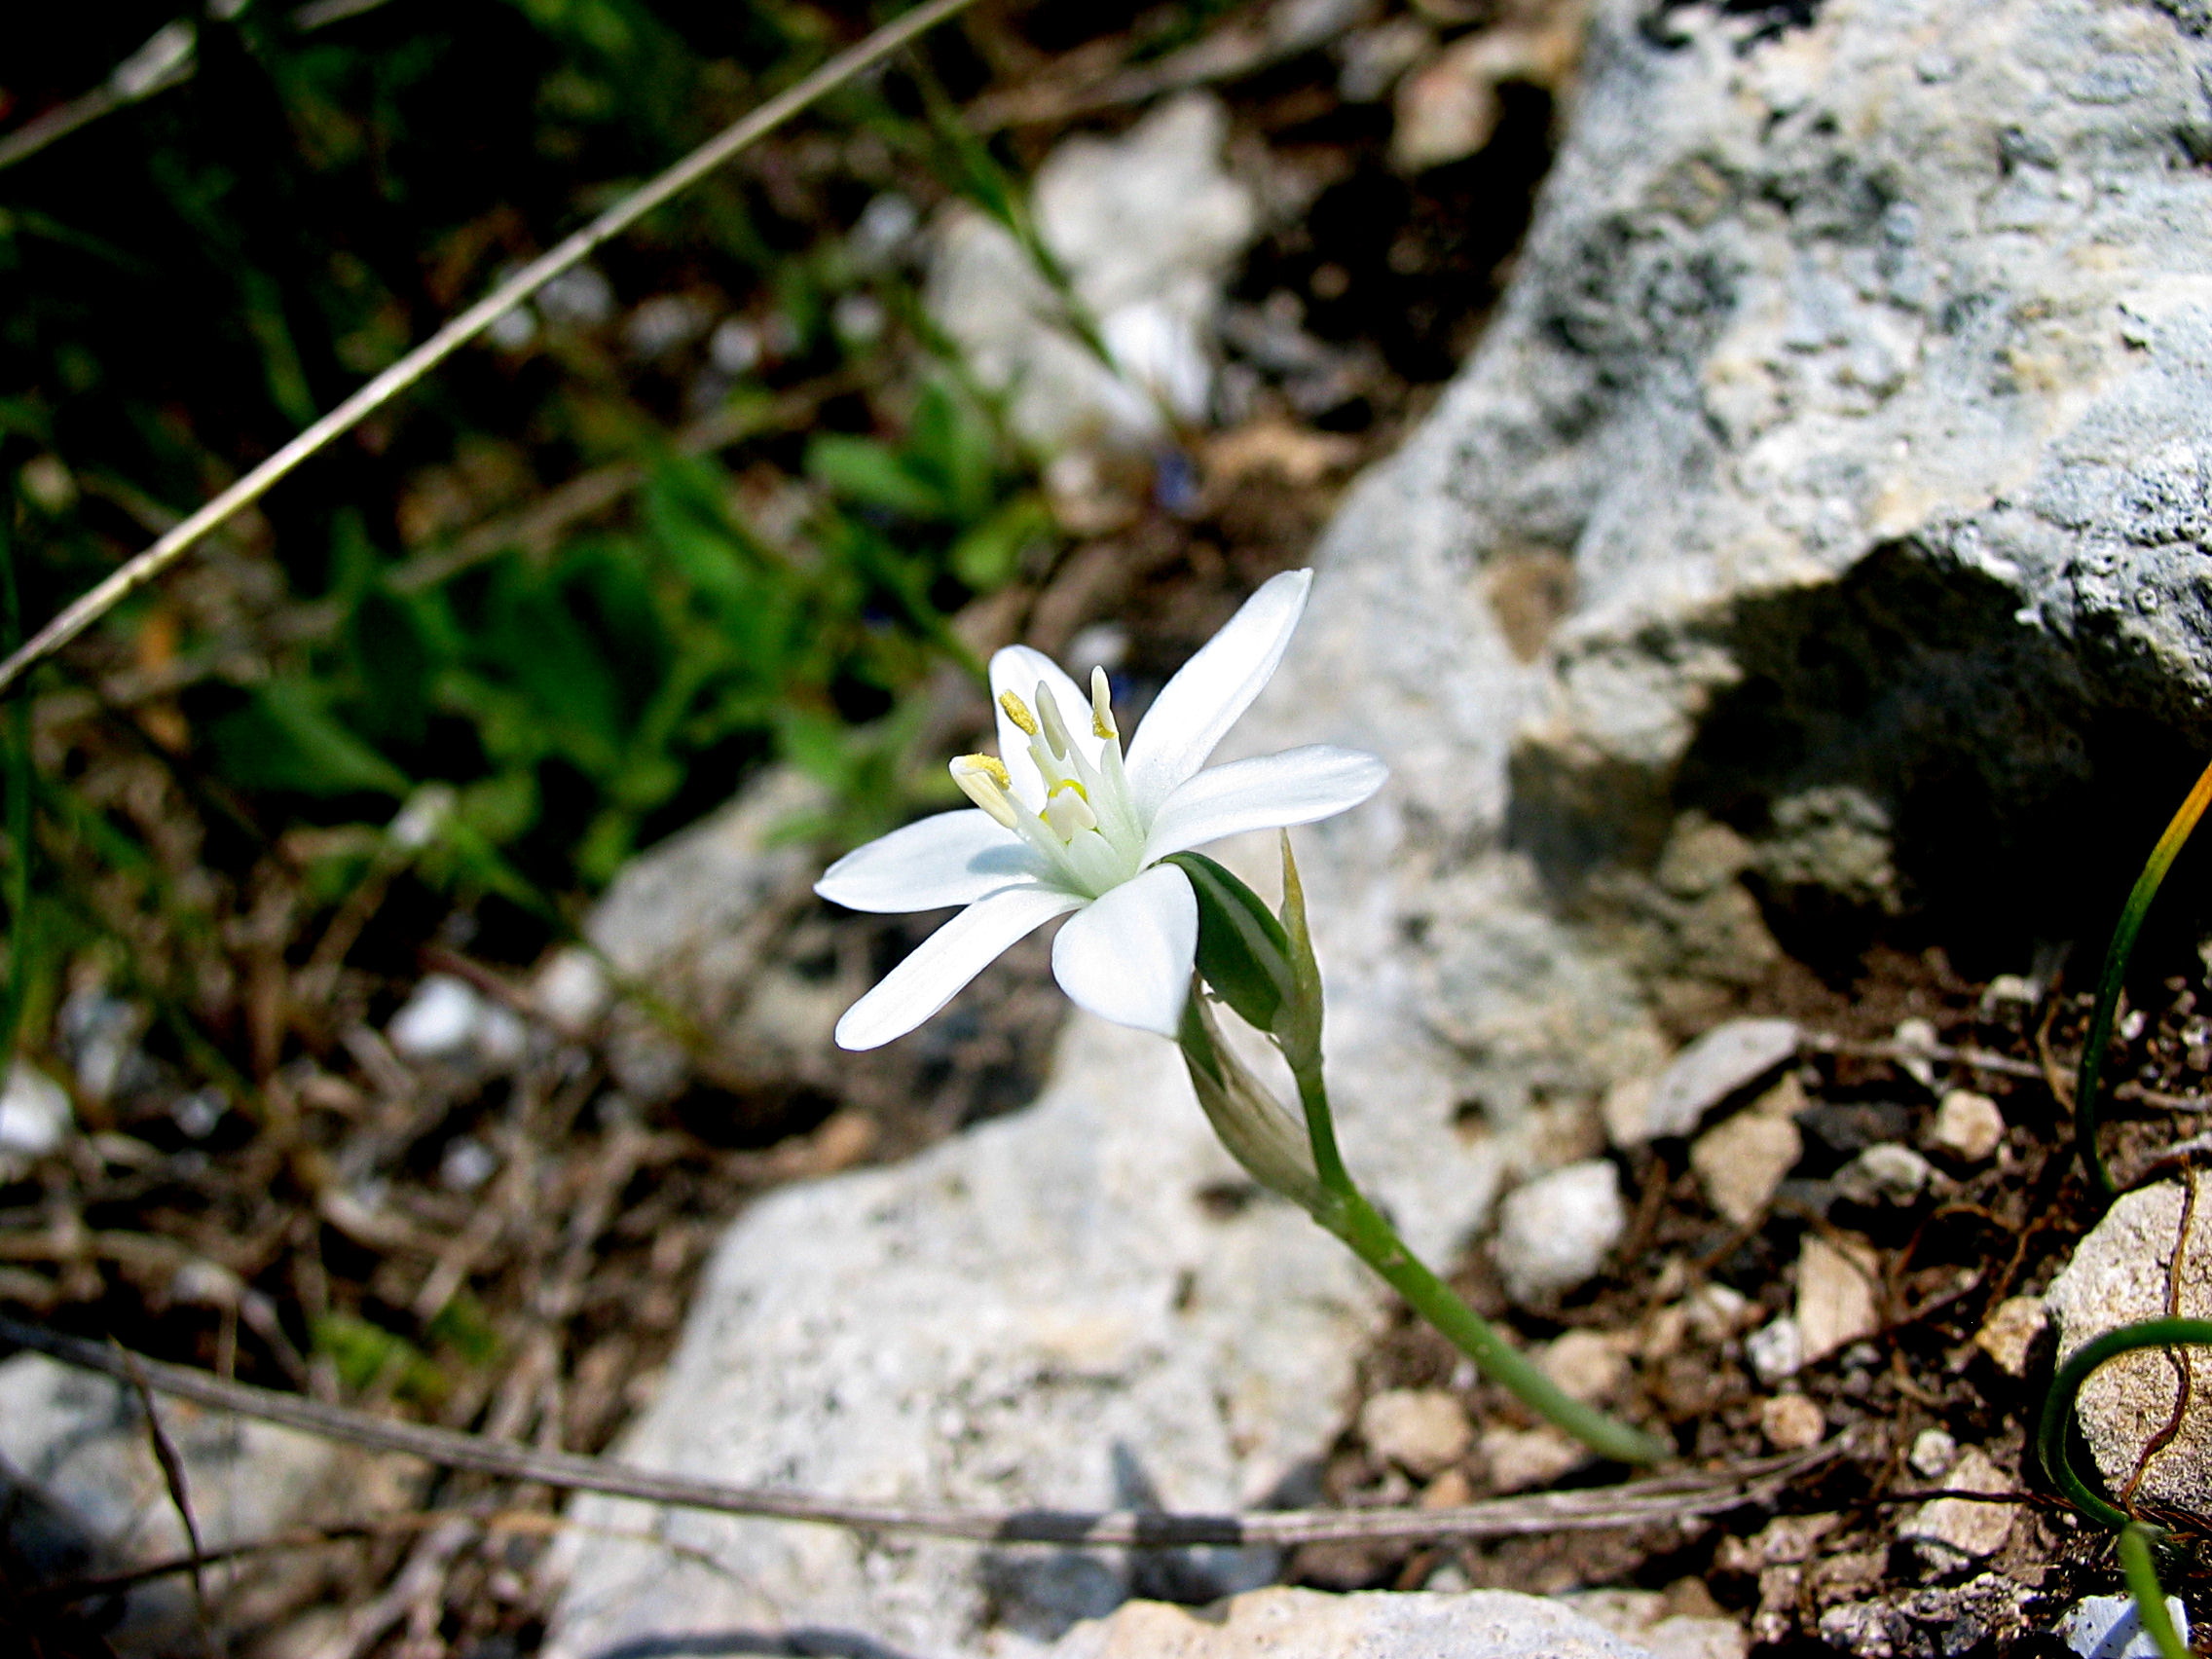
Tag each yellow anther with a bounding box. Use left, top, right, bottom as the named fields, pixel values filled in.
left=959, top=753, right=1012, bottom=789
left=1089, top=666, right=1119, bottom=741
left=950, top=755, right=1017, bottom=829
left=999, top=690, right=1039, bottom=737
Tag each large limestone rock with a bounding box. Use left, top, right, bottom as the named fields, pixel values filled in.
left=1043, top=1586, right=1654, bottom=1658
left=553, top=0, right=2212, bottom=1653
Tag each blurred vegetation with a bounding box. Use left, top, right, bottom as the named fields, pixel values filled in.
left=0, top=0, right=1090, bottom=1077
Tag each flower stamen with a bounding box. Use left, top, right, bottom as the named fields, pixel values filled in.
left=950, top=754, right=1019, bottom=829
left=1034, top=682, right=1076, bottom=760
left=1089, top=667, right=1119, bottom=742
left=999, top=690, right=1040, bottom=737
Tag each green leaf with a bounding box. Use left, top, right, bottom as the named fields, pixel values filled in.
left=807, top=433, right=948, bottom=521
left=207, top=681, right=411, bottom=798
left=949, top=494, right=1052, bottom=590
left=1165, top=852, right=1296, bottom=1038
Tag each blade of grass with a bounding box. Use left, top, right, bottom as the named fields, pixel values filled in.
left=2077, top=758, right=2212, bottom=1199
left=2036, top=1316, right=2212, bottom=1530
left=0, top=0, right=985, bottom=701
left=2119, top=1522, right=2192, bottom=1659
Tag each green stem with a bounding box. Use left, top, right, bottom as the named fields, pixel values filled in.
left=2120, top=1523, right=2192, bottom=1659
left=2037, top=1317, right=2212, bottom=1530
left=1290, top=1056, right=1670, bottom=1466
left=2079, top=758, right=2212, bottom=1201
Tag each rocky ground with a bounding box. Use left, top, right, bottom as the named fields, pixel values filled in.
left=10, top=0, right=2212, bottom=1655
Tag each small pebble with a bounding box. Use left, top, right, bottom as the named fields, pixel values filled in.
left=0, top=1062, right=72, bottom=1166
left=1908, top=1426, right=1958, bottom=1478
left=1540, top=1330, right=1631, bottom=1404
left=388, top=975, right=484, bottom=1060
left=1796, top=1235, right=1881, bottom=1363
left=1899, top=1448, right=2013, bottom=1566
left=1747, top=1315, right=1805, bottom=1385
left=1691, top=1110, right=1803, bottom=1226
left=1893, top=1017, right=1939, bottom=1088
left=1833, top=1142, right=1936, bottom=1206
left=1931, top=1089, right=2004, bottom=1161
left=1419, top=1467, right=1474, bottom=1509
left=1359, top=1388, right=1471, bottom=1478
left=1684, top=1281, right=1753, bottom=1344
left=1491, top=1160, right=1626, bottom=1306
left=1760, top=1392, right=1825, bottom=1450
left=1615, top=1017, right=1800, bottom=1145
left=1973, top=1294, right=2047, bottom=1378
left=1479, top=1424, right=1589, bottom=1493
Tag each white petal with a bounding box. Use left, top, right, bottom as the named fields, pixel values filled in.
left=989, top=645, right=1103, bottom=808
left=835, top=886, right=1084, bottom=1051
left=1123, top=569, right=1311, bottom=814
left=1051, top=865, right=1197, bottom=1038
left=816, top=810, right=1049, bottom=913
left=1140, top=746, right=1388, bottom=865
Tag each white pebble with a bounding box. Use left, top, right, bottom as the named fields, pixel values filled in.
left=1746, top=1315, right=1805, bottom=1385
left=1908, top=1426, right=1957, bottom=1477
left=1492, top=1160, right=1627, bottom=1306
left=0, top=1062, right=72, bottom=1163
left=388, top=975, right=485, bottom=1060
left=1931, top=1089, right=2004, bottom=1162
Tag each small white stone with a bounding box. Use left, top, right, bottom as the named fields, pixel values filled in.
left=440, top=1137, right=499, bottom=1194
left=1931, top=1090, right=2005, bottom=1161
left=1618, top=1018, right=1801, bottom=1145
left=1479, top=1424, right=1591, bottom=1493
left=1492, top=1160, right=1627, bottom=1306
left=0, top=1062, right=72, bottom=1163
left=1759, top=1392, right=1825, bottom=1451
left=1684, top=1282, right=1753, bottom=1345
left=1359, top=1387, right=1472, bottom=1478
left=535, top=947, right=612, bottom=1030
left=1746, top=1316, right=1805, bottom=1385
left=1691, top=1111, right=1803, bottom=1226
left=387, top=975, right=485, bottom=1060
left=1909, top=1427, right=1958, bottom=1478
left=1540, top=1330, right=1631, bottom=1404
left=2061, top=1593, right=2192, bottom=1659
left=1893, top=1017, right=1939, bottom=1088
left=1973, top=1295, right=2047, bottom=1378
left=1899, top=1448, right=2013, bottom=1567
left=1796, top=1235, right=1881, bottom=1363
left=1834, top=1143, right=1936, bottom=1206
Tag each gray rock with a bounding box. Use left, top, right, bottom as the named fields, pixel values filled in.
left=1623, top=1019, right=1800, bottom=1146
left=1491, top=1159, right=1627, bottom=1305
left=553, top=0, right=2212, bottom=1647
left=1046, top=1586, right=1655, bottom=1658
left=2045, top=1180, right=2211, bottom=1512
left=927, top=95, right=1257, bottom=458
left=0, top=1060, right=71, bottom=1178
left=0, top=1353, right=383, bottom=1650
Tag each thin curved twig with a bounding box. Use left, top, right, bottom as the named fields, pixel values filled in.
left=0, top=1314, right=1836, bottom=1549
left=0, top=0, right=982, bottom=702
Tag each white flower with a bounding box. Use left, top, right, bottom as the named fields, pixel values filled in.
left=816, top=569, right=1385, bottom=1050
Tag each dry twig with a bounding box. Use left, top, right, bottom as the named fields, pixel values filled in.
left=1, top=1315, right=1838, bottom=1548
